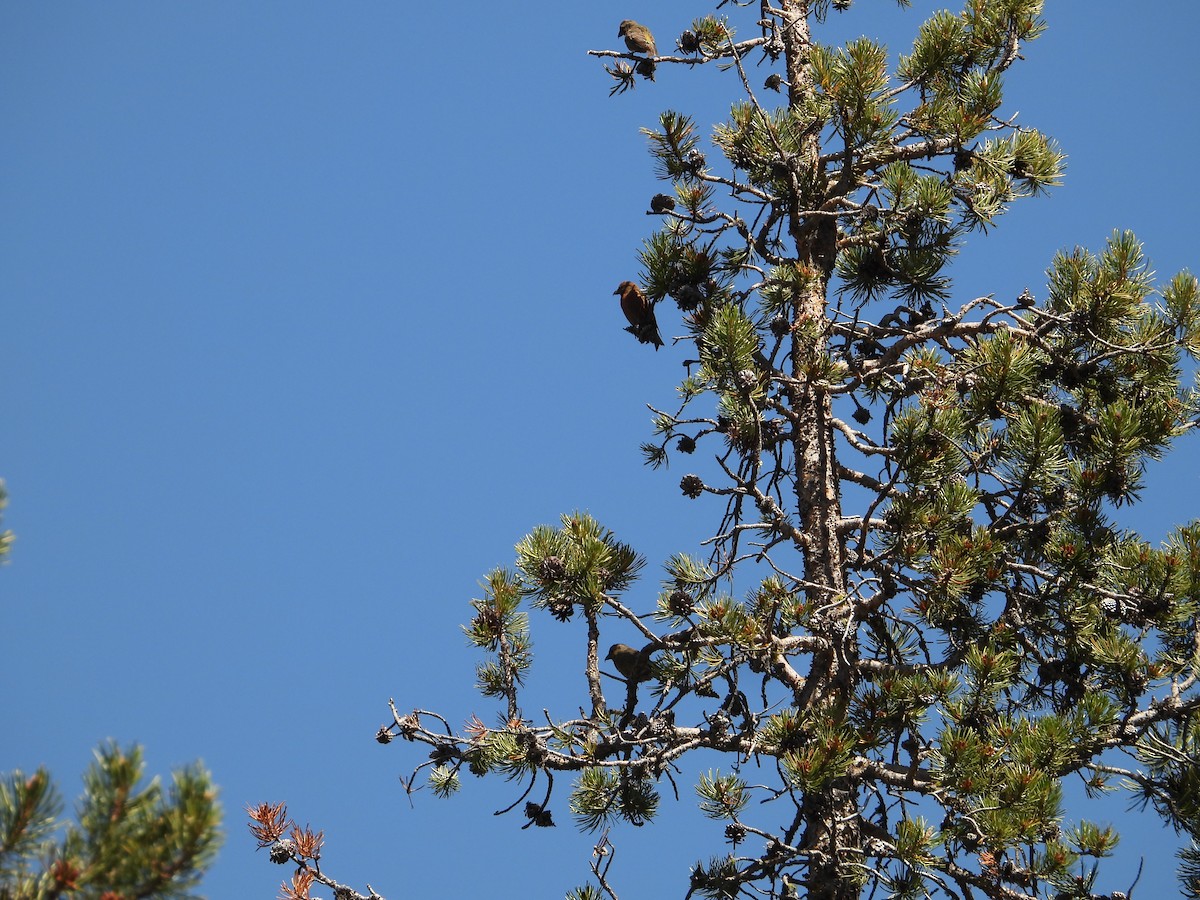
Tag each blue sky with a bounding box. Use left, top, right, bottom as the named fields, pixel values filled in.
left=3, top=3, right=1199, bottom=897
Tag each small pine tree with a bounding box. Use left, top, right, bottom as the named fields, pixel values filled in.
left=256, top=3, right=1200, bottom=898
left=0, top=741, right=222, bottom=899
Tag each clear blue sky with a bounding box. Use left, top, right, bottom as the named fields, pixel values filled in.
left=3, top=3, right=1199, bottom=897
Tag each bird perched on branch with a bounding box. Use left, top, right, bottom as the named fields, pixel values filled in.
left=607, top=642, right=654, bottom=724
left=613, top=280, right=664, bottom=349
left=606, top=643, right=653, bottom=683
left=618, top=20, right=657, bottom=57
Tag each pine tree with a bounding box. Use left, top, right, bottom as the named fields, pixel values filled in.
left=0, top=741, right=222, bottom=899
left=255, top=3, right=1200, bottom=898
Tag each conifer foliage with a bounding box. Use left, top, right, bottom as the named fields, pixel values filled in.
left=0, top=741, right=221, bottom=899
left=256, top=3, right=1200, bottom=898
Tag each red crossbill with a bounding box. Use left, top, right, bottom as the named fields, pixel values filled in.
left=613, top=280, right=663, bottom=350
left=617, top=20, right=657, bottom=57
left=606, top=643, right=652, bottom=683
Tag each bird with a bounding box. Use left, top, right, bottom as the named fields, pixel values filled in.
left=606, top=643, right=654, bottom=725
left=606, top=643, right=652, bottom=683
left=618, top=20, right=657, bottom=57
left=613, top=281, right=663, bottom=349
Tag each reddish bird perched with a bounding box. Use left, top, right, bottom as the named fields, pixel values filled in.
left=613, top=281, right=663, bottom=350
left=617, top=19, right=657, bottom=57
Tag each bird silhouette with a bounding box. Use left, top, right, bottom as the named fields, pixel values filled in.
left=606, top=643, right=653, bottom=683
left=606, top=642, right=654, bottom=724
left=613, top=281, right=663, bottom=349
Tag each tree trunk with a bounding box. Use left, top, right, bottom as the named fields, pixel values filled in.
left=782, top=3, right=861, bottom=896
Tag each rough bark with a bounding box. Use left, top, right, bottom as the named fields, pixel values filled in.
left=781, top=3, right=861, bottom=896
